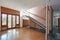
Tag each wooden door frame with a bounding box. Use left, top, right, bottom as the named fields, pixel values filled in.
left=58, top=18, right=60, bottom=33
left=1, top=6, right=20, bottom=31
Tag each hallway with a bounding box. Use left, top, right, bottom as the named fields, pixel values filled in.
left=0, top=28, right=45, bottom=40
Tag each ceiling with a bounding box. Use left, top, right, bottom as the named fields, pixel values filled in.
left=50, top=0, right=60, bottom=11
left=0, top=0, right=60, bottom=11
left=0, top=0, right=46, bottom=11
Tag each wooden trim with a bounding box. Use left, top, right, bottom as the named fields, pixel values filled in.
left=0, top=6, right=1, bottom=31
left=1, top=6, right=20, bottom=15
left=1, top=13, right=2, bottom=31
left=7, top=14, right=8, bottom=29
left=11, top=15, right=13, bottom=28
left=15, top=16, right=16, bottom=27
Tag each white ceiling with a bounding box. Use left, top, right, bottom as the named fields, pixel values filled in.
left=0, top=0, right=46, bottom=11
left=50, top=0, right=60, bottom=11
left=0, top=0, right=60, bottom=11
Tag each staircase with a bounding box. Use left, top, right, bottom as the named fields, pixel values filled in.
left=25, top=16, right=46, bottom=33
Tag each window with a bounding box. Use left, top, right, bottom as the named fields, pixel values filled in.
left=2, top=14, right=7, bottom=25
left=13, top=15, right=15, bottom=27
left=8, top=15, right=12, bottom=28
left=16, top=16, right=19, bottom=24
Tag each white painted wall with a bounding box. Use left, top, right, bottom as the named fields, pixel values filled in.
left=20, top=11, right=23, bottom=27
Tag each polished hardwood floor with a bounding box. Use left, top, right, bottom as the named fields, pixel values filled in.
left=0, top=28, right=45, bottom=40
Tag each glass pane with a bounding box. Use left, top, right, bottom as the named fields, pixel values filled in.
left=8, top=15, right=12, bottom=28
left=16, top=16, right=19, bottom=24
left=2, top=14, right=7, bottom=25
left=13, top=15, right=15, bottom=27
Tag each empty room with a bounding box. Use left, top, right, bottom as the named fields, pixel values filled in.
left=0, top=0, right=60, bottom=40
left=0, top=0, right=47, bottom=40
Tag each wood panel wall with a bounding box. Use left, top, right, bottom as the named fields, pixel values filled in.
left=0, top=6, right=1, bottom=31
left=1, top=6, right=20, bottom=15
left=23, top=20, right=29, bottom=27
left=47, top=6, right=53, bottom=34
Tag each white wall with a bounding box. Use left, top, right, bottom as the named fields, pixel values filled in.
left=20, top=11, right=29, bottom=27
left=20, top=11, right=23, bottom=27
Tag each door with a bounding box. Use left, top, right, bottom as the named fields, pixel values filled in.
left=16, top=16, right=20, bottom=27
left=8, top=15, right=12, bottom=28
left=58, top=18, right=60, bottom=33
left=2, top=14, right=7, bottom=30
left=12, top=15, right=15, bottom=28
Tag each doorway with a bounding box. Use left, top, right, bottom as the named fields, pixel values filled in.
left=8, top=15, right=12, bottom=28
left=1, top=14, right=7, bottom=30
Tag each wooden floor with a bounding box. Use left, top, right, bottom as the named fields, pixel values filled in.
left=0, top=28, right=45, bottom=40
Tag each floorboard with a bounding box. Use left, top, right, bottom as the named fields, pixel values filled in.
left=0, top=28, right=45, bottom=40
